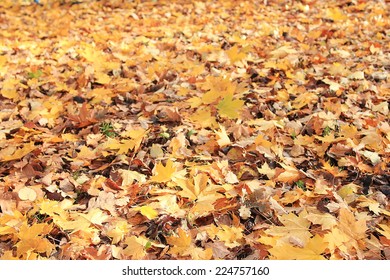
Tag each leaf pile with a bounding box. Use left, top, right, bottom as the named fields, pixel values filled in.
left=0, top=0, right=389, bottom=260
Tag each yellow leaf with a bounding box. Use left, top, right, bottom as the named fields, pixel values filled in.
left=187, top=96, right=203, bottom=109
left=226, top=45, right=247, bottom=64
left=0, top=251, right=18, bottom=260
left=337, top=184, right=358, bottom=199
left=175, top=173, right=223, bottom=220
left=304, top=212, right=337, bottom=230
left=323, top=227, right=354, bottom=255
left=357, top=196, right=381, bottom=215
left=257, top=162, right=276, bottom=179
left=216, top=225, right=243, bottom=248
left=167, top=228, right=192, bottom=256
left=275, top=163, right=301, bottom=183
left=121, top=128, right=147, bottom=152
left=326, top=7, right=348, bottom=22
left=153, top=194, right=187, bottom=218
left=61, top=133, right=79, bottom=142
left=138, top=206, right=158, bottom=220
left=150, top=144, right=164, bottom=158
left=118, top=169, right=147, bottom=186
left=338, top=208, right=367, bottom=240
left=0, top=55, right=7, bottom=70
left=150, top=159, right=177, bottom=183
left=103, top=138, right=135, bottom=155
left=122, top=236, right=148, bottom=259
left=189, top=247, right=213, bottom=260
left=189, top=106, right=218, bottom=128
left=269, top=235, right=327, bottom=260
left=95, top=71, right=111, bottom=84
left=291, top=91, right=317, bottom=110
left=106, top=220, right=131, bottom=244
left=176, top=173, right=208, bottom=200
left=78, top=208, right=109, bottom=226
left=215, top=125, right=231, bottom=147
left=266, top=210, right=312, bottom=246
left=38, top=199, right=71, bottom=229
left=1, top=142, right=36, bottom=162
left=15, top=222, right=54, bottom=258
left=377, top=224, right=390, bottom=239
left=87, top=88, right=114, bottom=104
left=201, top=76, right=236, bottom=104
left=0, top=78, right=20, bottom=100
left=76, top=146, right=96, bottom=161
left=217, top=93, right=244, bottom=119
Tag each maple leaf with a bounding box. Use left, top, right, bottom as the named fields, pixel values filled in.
left=118, top=169, right=147, bottom=186
left=201, top=76, right=236, bottom=104
left=274, top=163, right=301, bottom=183
left=103, top=138, right=135, bottom=155
left=106, top=219, right=131, bottom=244
left=176, top=173, right=208, bottom=201
left=167, top=228, right=192, bottom=256
left=122, top=236, right=148, bottom=259
left=73, top=145, right=97, bottom=166
left=304, top=212, right=337, bottom=231
left=0, top=78, right=20, bottom=101
left=265, top=210, right=312, bottom=247
left=268, top=235, right=327, bottom=260
left=0, top=210, right=26, bottom=242
left=38, top=199, right=71, bottom=226
left=1, top=0, right=389, bottom=261
left=78, top=208, right=109, bottom=226
left=215, top=124, right=231, bottom=147
left=15, top=221, right=54, bottom=259
left=150, top=159, right=177, bottom=183
left=150, top=194, right=187, bottom=218
left=60, top=208, right=108, bottom=234
left=0, top=142, right=36, bottom=162
left=189, top=106, right=218, bottom=128
left=120, top=128, right=147, bottom=152
left=68, top=103, right=98, bottom=128
left=257, top=162, right=276, bottom=179
left=215, top=225, right=244, bottom=248
left=357, top=196, right=381, bottom=215
left=338, top=208, right=367, bottom=241
left=174, top=173, right=223, bottom=219
left=226, top=45, right=247, bottom=64
left=326, top=8, right=348, bottom=22
left=217, top=93, right=244, bottom=119
left=188, top=247, right=213, bottom=260
left=323, top=208, right=368, bottom=257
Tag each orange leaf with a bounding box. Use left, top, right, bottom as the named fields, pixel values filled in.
left=0, top=142, right=36, bottom=162
left=150, top=159, right=177, bottom=183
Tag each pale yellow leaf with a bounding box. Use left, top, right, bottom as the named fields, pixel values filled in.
left=18, top=187, right=37, bottom=202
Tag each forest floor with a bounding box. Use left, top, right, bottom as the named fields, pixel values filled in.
left=0, top=0, right=389, bottom=260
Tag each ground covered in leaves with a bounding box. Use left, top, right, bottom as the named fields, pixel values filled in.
left=0, top=0, right=389, bottom=260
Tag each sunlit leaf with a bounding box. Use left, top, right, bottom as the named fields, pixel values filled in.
left=217, top=93, right=244, bottom=119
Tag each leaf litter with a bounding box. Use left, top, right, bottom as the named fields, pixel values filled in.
left=0, top=0, right=389, bottom=260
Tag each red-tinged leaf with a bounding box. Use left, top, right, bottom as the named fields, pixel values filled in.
left=105, top=178, right=122, bottom=191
